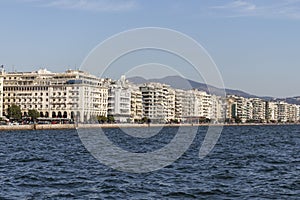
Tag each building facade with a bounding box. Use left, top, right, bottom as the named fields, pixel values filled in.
left=1, top=69, right=108, bottom=122
left=140, top=82, right=175, bottom=123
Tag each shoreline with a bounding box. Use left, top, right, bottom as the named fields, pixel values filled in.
left=0, top=123, right=299, bottom=131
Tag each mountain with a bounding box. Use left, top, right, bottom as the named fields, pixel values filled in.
left=127, top=75, right=300, bottom=105
left=272, top=96, right=300, bottom=105
left=128, top=75, right=257, bottom=97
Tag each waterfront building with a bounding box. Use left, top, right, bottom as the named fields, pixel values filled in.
left=229, top=96, right=252, bottom=123
left=107, top=76, right=131, bottom=123
left=251, top=98, right=266, bottom=122
left=276, top=101, right=289, bottom=122
left=174, top=89, right=185, bottom=122
left=210, top=95, right=226, bottom=122
left=176, top=89, right=223, bottom=123
left=297, top=105, right=300, bottom=122
left=0, top=74, right=3, bottom=118
left=266, top=102, right=278, bottom=122
left=288, top=104, right=299, bottom=122
left=1, top=69, right=108, bottom=122
left=164, top=86, right=176, bottom=122
left=181, top=90, right=199, bottom=120
left=225, top=96, right=236, bottom=121
left=129, top=85, right=143, bottom=122
left=140, top=82, right=175, bottom=123
left=296, top=105, right=300, bottom=122
left=197, top=91, right=212, bottom=119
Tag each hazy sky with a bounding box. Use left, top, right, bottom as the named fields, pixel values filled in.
left=0, top=0, right=300, bottom=97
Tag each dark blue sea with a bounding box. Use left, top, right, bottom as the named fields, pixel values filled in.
left=0, top=125, right=299, bottom=199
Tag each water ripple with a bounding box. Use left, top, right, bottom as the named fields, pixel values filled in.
left=0, top=126, right=299, bottom=199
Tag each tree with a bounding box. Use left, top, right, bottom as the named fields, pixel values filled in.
left=28, top=109, right=40, bottom=121
left=141, top=117, right=148, bottom=124
left=233, top=117, right=242, bottom=123
left=97, top=115, right=107, bottom=123
left=7, top=104, right=22, bottom=120
left=107, top=116, right=115, bottom=123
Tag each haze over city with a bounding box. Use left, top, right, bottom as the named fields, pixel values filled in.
left=0, top=0, right=300, bottom=97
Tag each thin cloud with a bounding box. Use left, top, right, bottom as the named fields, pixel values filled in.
left=20, top=0, right=138, bottom=12
left=212, top=0, right=300, bottom=19
left=213, top=0, right=256, bottom=11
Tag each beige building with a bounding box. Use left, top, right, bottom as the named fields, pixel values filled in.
left=129, top=85, right=143, bottom=122
left=1, top=69, right=108, bottom=122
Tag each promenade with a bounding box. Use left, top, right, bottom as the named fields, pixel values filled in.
left=0, top=123, right=299, bottom=131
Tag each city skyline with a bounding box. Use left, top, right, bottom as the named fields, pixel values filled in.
left=1, top=68, right=299, bottom=124
left=0, top=0, right=300, bottom=97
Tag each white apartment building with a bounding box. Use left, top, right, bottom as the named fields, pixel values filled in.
left=174, top=89, right=184, bottom=121
left=140, top=82, right=175, bottom=123
left=0, top=75, right=3, bottom=118
left=266, top=102, right=278, bottom=122
left=251, top=98, right=266, bottom=122
left=164, top=86, right=176, bottom=122
left=228, top=95, right=253, bottom=123
left=276, top=101, right=290, bottom=122
left=1, top=69, right=108, bottom=122
left=288, top=104, right=299, bottom=122
left=211, top=95, right=226, bottom=122
left=175, top=89, right=224, bottom=123
left=107, top=76, right=131, bottom=123
left=197, top=91, right=212, bottom=119
left=181, top=90, right=199, bottom=119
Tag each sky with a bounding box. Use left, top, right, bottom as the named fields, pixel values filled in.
left=0, top=0, right=300, bottom=97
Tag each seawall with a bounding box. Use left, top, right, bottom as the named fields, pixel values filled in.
left=0, top=123, right=299, bottom=131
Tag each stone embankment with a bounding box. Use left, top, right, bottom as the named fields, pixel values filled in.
left=0, top=123, right=298, bottom=131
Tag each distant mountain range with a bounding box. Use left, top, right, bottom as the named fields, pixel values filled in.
left=127, top=75, right=300, bottom=105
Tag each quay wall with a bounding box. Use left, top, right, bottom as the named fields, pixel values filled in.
left=0, top=123, right=299, bottom=131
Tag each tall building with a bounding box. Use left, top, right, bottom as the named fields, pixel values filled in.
left=197, top=91, right=212, bottom=119
left=227, top=95, right=253, bottom=123
left=210, top=95, right=226, bottom=122
left=175, top=89, right=223, bottom=123
left=1, top=69, right=108, bottom=122
left=107, top=76, right=131, bottom=123
left=288, top=104, right=299, bottom=122
left=140, top=82, right=175, bottom=123
left=174, top=89, right=185, bottom=122
left=266, top=102, right=278, bottom=122
left=251, top=98, right=266, bottom=122
left=276, top=101, right=289, bottom=122
left=129, top=85, right=143, bottom=122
